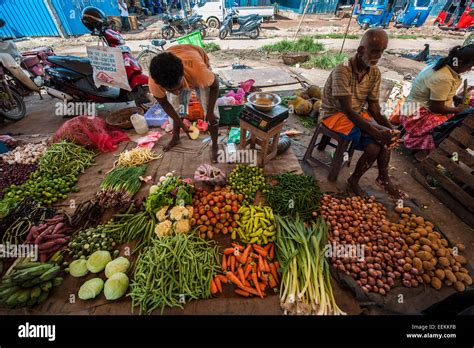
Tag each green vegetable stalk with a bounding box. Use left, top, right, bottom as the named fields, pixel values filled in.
left=96, top=166, right=146, bottom=208
left=264, top=173, right=322, bottom=220
left=275, top=216, right=345, bottom=315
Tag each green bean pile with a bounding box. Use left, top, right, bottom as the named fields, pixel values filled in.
left=130, top=234, right=220, bottom=314
left=264, top=172, right=322, bottom=220
left=114, top=210, right=156, bottom=252
left=39, top=141, right=95, bottom=175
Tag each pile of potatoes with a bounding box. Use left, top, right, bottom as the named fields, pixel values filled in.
left=393, top=208, right=472, bottom=292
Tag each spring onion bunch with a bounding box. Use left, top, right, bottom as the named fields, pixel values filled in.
left=96, top=166, right=146, bottom=208
left=275, top=216, right=345, bottom=315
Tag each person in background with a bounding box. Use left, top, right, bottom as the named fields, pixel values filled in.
left=148, top=44, right=220, bottom=162
left=319, top=28, right=403, bottom=199
left=118, top=0, right=131, bottom=31
left=400, top=44, right=474, bottom=153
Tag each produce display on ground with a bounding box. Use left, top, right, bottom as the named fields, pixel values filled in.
left=96, top=166, right=147, bottom=208
left=0, top=142, right=47, bottom=165
left=264, top=172, right=322, bottom=220
left=129, top=233, right=220, bottom=314
left=233, top=204, right=276, bottom=245
left=0, top=132, right=472, bottom=317
left=115, top=147, right=162, bottom=167
left=68, top=223, right=120, bottom=260
left=0, top=198, right=57, bottom=245
left=320, top=195, right=471, bottom=295
left=0, top=159, right=37, bottom=195
left=25, top=214, right=74, bottom=262
left=192, top=186, right=242, bottom=239
left=213, top=242, right=280, bottom=298
left=275, top=216, right=345, bottom=315
left=0, top=255, right=64, bottom=309
left=227, top=165, right=266, bottom=206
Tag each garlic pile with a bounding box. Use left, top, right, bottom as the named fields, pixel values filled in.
left=0, top=142, right=47, bottom=165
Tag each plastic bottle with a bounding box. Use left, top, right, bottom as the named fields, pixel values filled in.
left=130, top=113, right=149, bottom=134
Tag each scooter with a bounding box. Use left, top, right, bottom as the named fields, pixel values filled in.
left=0, top=20, right=47, bottom=98
left=161, top=13, right=207, bottom=40
left=44, top=7, right=154, bottom=110
left=219, top=9, right=262, bottom=40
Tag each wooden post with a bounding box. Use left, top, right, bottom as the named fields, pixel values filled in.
left=293, top=0, right=312, bottom=40
left=339, top=0, right=358, bottom=54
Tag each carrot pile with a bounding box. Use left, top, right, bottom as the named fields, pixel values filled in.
left=210, top=242, right=280, bottom=298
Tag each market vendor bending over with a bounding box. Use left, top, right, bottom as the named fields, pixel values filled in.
left=319, top=28, right=403, bottom=198
left=149, top=44, right=220, bottom=161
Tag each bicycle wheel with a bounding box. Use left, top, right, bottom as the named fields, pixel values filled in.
left=137, top=49, right=158, bottom=77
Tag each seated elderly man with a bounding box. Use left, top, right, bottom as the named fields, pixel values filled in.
left=319, top=28, right=403, bottom=198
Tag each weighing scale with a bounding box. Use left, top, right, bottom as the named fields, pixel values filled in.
left=239, top=103, right=289, bottom=132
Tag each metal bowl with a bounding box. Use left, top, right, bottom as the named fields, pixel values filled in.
left=247, top=92, right=281, bottom=112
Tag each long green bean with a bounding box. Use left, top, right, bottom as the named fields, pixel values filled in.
left=129, top=233, right=220, bottom=314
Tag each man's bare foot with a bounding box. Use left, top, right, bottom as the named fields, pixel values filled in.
left=376, top=177, right=408, bottom=199
left=347, top=176, right=368, bottom=198
left=210, top=145, right=219, bottom=163
left=163, top=136, right=181, bottom=151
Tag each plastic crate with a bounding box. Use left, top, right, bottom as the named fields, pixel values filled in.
left=176, top=31, right=204, bottom=48
left=218, top=104, right=244, bottom=126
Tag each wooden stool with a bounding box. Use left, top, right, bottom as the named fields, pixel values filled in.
left=239, top=119, right=284, bottom=167
left=303, top=123, right=355, bottom=181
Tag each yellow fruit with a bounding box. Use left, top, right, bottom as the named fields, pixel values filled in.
left=188, top=125, right=200, bottom=140
left=306, top=85, right=322, bottom=99
left=312, top=100, right=321, bottom=113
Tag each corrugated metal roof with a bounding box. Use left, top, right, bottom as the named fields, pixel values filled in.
left=0, top=0, right=60, bottom=37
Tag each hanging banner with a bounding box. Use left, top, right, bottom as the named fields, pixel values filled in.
left=86, top=45, right=131, bottom=91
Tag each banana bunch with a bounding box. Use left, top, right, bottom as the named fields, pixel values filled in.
left=0, top=253, right=64, bottom=309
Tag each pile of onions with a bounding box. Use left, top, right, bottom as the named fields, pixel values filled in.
left=319, top=194, right=423, bottom=295
left=0, top=159, right=37, bottom=195
left=0, top=142, right=47, bottom=165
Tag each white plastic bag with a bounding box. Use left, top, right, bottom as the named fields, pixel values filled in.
left=86, top=46, right=131, bottom=91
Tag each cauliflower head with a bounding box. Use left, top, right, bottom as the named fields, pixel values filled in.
left=169, top=206, right=189, bottom=221
left=156, top=206, right=169, bottom=222
left=174, top=219, right=190, bottom=234
left=155, top=220, right=173, bottom=237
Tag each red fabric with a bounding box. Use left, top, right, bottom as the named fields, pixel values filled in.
left=400, top=107, right=454, bottom=151
left=52, top=116, right=130, bottom=152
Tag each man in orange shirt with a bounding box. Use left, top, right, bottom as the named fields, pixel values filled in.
left=149, top=44, right=220, bottom=161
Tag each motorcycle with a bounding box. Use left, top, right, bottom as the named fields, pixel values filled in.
left=161, top=13, right=207, bottom=40
left=0, top=62, right=26, bottom=121
left=43, top=7, right=154, bottom=110
left=219, top=9, right=262, bottom=40
left=0, top=20, right=46, bottom=98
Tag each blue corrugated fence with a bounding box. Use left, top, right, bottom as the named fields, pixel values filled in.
left=0, top=0, right=60, bottom=37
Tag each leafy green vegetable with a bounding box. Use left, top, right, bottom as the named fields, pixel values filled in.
left=86, top=250, right=112, bottom=273
left=105, top=257, right=130, bottom=278
left=69, top=259, right=89, bottom=277
left=78, top=278, right=104, bottom=300
left=104, top=272, right=129, bottom=300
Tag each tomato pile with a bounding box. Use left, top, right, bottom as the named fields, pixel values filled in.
left=192, top=186, right=243, bottom=239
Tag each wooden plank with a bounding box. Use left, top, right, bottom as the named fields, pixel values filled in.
left=439, top=138, right=474, bottom=167
left=449, top=126, right=474, bottom=148
left=462, top=115, right=474, bottom=130
left=216, top=68, right=299, bottom=88
left=412, top=168, right=474, bottom=228
left=419, top=160, right=474, bottom=212
left=429, top=151, right=474, bottom=188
